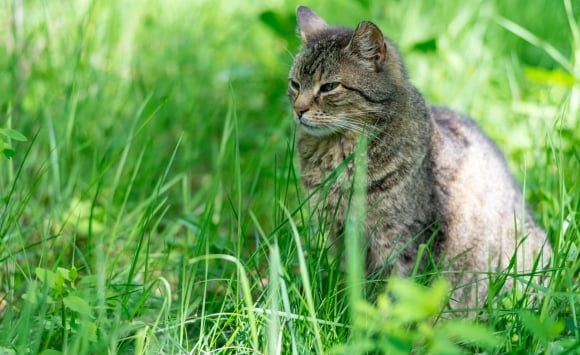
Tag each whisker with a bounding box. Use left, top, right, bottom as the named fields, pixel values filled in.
left=302, top=112, right=417, bottom=147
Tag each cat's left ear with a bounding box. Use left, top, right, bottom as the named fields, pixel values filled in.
left=297, top=6, right=329, bottom=42
left=348, top=21, right=387, bottom=70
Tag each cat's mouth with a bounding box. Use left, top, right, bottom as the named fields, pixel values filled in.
left=297, top=117, right=340, bottom=136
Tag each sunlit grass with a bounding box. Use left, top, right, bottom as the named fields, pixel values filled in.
left=1, top=0, right=578, bottom=353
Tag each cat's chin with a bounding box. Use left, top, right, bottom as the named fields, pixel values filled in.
left=299, top=123, right=341, bottom=137
left=296, top=117, right=342, bottom=136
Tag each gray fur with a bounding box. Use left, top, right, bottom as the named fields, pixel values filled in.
left=287, top=6, right=552, bottom=311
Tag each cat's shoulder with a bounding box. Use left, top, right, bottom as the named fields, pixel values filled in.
left=430, top=106, right=479, bottom=132
left=429, top=105, right=492, bottom=147
left=429, top=105, right=510, bottom=177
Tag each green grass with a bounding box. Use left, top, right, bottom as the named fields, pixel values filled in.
left=1, top=0, right=579, bottom=353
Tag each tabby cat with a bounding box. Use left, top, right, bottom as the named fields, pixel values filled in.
left=287, top=6, right=552, bottom=310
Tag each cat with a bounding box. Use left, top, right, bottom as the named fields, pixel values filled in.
left=287, top=6, right=552, bottom=311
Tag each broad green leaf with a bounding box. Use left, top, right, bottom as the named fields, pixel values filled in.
left=519, top=311, right=565, bottom=341
left=2, top=148, right=15, bottom=159
left=22, top=292, right=37, bottom=305
left=428, top=334, right=464, bottom=355
left=53, top=271, right=65, bottom=297
left=63, top=295, right=92, bottom=316
left=441, top=319, right=502, bottom=348
left=387, top=278, right=448, bottom=322
left=57, top=267, right=71, bottom=281
left=23, top=284, right=55, bottom=305
left=0, top=128, right=27, bottom=141
left=77, top=274, right=98, bottom=287
left=85, top=321, right=98, bottom=342
left=352, top=300, right=381, bottom=330
left=36, top=268, right=57, bottom=288
left=378, top=336, right=413, bottom=355
left=69, top=266, right=78, bottom=281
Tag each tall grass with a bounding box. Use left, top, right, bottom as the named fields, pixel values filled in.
left=1, top=0, right=578, bottom=353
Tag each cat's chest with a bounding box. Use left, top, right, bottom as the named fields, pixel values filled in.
left=297, top=132, right=358, bottom=188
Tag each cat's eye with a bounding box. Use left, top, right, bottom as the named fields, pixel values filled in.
left=289, top=79, right=300, bottom=91
left=320, top=82, right=339, bottom=93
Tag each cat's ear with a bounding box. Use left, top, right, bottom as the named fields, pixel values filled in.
left=297, top=6, right=328, bottom=42
left=348, top=21, right=387, bottom=69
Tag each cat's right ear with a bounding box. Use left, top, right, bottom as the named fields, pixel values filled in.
left=296, top=6, right=328, bottom=42
left=348, top=21, right=387, bottom=71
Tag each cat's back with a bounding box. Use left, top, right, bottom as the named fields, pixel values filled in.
left=430, top=105, right=521, bottom=205
left=429, top=105, right=547, bottom=273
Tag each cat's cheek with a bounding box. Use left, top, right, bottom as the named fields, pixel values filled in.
left=322, top=93, right=349, bottom=107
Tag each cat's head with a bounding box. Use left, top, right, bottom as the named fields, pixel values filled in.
left=288, top=6, right=408, bottom=137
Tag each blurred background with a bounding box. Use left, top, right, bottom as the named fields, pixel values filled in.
left=0, top=0, right=578, bottom=352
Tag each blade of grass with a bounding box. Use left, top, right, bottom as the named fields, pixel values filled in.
left=187, top=254, right=259, bottom=352
left=267, top=241, right=282, bottom=355
left=280, top=203, right=324, bottom=354
left=496, top=16, right=572, bottom=73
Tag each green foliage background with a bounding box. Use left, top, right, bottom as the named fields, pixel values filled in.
left=0, top=0, right=578, bottom=353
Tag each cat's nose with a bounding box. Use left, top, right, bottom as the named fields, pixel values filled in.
left=294, top=106, right=309, bottom=118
